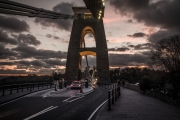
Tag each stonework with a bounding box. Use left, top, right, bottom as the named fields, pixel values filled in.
left=65, top=18, right=110, bottom=83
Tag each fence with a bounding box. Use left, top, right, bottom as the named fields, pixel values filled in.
left=98, top=82, right=112, bottom=89
left=0, top=82, right=53, bottom=96
left=98, top=82, right=121, bottom=111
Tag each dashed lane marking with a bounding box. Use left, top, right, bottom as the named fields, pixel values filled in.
left=64, top=96, right=85, bottom=102
left=63, top=89, right=94, bottom=102
left=23, top=106, right=58, bottom=120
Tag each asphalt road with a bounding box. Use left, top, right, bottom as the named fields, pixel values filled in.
left=0, top=87, right=108, bottom=120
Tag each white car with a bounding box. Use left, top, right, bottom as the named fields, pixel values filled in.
left=70, top=81, right=83, bottom=89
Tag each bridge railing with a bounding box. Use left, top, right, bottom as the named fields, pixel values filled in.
left=98, top=82, right=112, bottom=89
left=0, top=82, right=53, bottom=96
left=108, top=84, right=121, bottom=111
left=98, top=82, right=121, bottom=111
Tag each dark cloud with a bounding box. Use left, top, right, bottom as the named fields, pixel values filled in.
left=46, top=34, right=52, bottom=38
left=0, top=44, right=17, bottom=59
left=34, top=2, right=74, bottom=31
left=46, top=34, right=60, bottom=40
left=127, top=19, right=133, bottom=23
left=127, top=32, right=147, bottom=38
left=108, top=47, right=130, bottom=52
left=4, top=59, right=64, bottom=67
left=23, top=59, right=66, bottom=70
left=0, top=30, right=40, bottom=46
left=0, top=15, right=29, bottom=33
left=127, top=43, right=153, bottom=50
left=18, top=34, right=41, bottom=46
left=109, top=0, right=180, bottom=32
left=53, top=36, right=60, bottom=40
left=140, top=51, right=152, bottom=56
left=148, top=30, right=180, bottom=44
left=0, top=29, right=18, bottom=45
left=0, top=69, right=27, bottom=74
left=43, top=59, right=66, bottom=66
left=8, top=56, right=17, bottom=60
left=12, top=44, right=67, bottom=59
left=0, top=59, right=45, bottom=68
left=16, top=60, right=45, bottom=67
left=81, top=53, right=149, bottom=68
left=134, top=43, right=153, bottom=50
left=0, top=62, right=14, bottom=66
left=36, top=69, right=54, bottom=74
left=108, top=0, right=149, bottom=15
left=31, top=60, right=45, bottom=67
left=109, top=53, right=149, bottom=67
left=128, top=45, right=134, bottom=48
left=46, top=34, right=69, bottom=43
left=15, top=65, right=28, bottom=70
left=53, top=2, right=74, bottom=14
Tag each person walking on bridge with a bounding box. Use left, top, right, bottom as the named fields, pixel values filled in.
left=64, top=78, right=67, bottom=88
left=122, top=79, right=125, bottom=89
left=117, top=80, right=121, bottom=86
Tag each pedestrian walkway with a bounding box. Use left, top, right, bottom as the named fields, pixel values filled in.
left=94, top=87, right=180, bottom=120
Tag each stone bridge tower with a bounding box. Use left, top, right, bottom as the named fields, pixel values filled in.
left=65, top=0, right=110, bottom=83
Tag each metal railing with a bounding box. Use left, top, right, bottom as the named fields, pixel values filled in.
left=0, top=82, right=53, bottom=96
left=108, top=84, right=121, bottom=111
left=98, top=82, right=112, bottom=89
left=98, top=82, right=121, bottom=111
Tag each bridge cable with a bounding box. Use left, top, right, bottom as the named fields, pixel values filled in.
left=0, top=0, right=76, bottom=19
left=83, top=38, right=89, bottom=68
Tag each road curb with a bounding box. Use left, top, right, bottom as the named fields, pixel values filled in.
left=77, top=87, right=94, bottom=95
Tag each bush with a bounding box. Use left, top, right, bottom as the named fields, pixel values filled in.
left=139, top=76, right=152, bottom=93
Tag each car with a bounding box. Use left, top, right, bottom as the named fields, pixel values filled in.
left=135, top=82, right=139, bottom=86
left=70, top=81, right=83, bottom=89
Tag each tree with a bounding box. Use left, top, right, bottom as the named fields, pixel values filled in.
left=139, top=76, right=152, bottom=93
left=150, top=35, right=180, bottom=72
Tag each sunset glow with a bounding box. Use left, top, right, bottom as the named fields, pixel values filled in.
left=1, top=0, right=180, bottom=75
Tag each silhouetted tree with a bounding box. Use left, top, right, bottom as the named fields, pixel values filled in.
left=149, top=35, right=180, bottom=94
left=150, top=35, right=180, bottom=72
left=139, top=76, right=152, bottom=93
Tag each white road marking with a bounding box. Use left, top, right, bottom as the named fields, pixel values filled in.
left=0, top=89, right=53, bottom=107
left=43, top=96, right=47, bottom=98
left=82, top=89, right=94, bottom=95
left=26, top=89, right=53, bottom=97
left=63, top=95, right=75, bottom=102
left=63, top=88, right=94, bottom=102
left=41, top=90, right=54, bottom=98
left=68, top=96, right=85, bottom=102
left=23, top=106, right=58, bottom=120
left=87, top=99, right=108, bottom=120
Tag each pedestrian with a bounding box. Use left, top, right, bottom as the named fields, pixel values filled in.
left=117, top=80, right=121, bottom=86
left=122, top=79, right=125, bottom=89
left=64, top=78, right=67, bottom=88
left=54, top=80, right=57, bottom=91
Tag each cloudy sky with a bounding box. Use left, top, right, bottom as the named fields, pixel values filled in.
left=0, top=0, right=180, bottom=75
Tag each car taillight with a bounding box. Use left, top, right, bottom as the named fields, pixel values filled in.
left=78, top=84, right=81, bottom=86
left=71, top=84, right=73, bottom=86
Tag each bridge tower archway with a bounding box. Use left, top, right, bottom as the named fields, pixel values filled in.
left=65, top=7, right=110, bottom=83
